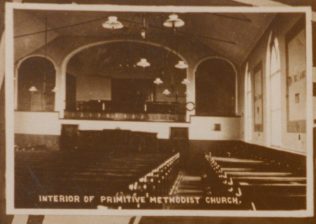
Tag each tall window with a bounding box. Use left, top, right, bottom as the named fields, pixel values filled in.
left=245, top=64, right=253, bottom=141
left=17, top=57, right=56, bottom=111
left=253, top=62, right=263, bottom=132
left=269, top=38, right=282, bottom=147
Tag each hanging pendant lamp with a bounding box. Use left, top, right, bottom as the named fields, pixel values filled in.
left=102, top=16, right=124, bottom=30
left=163, top=14, right=185, bottom=28
left=28, top=86, right=38, bottom=92
left=137, top=58, right=151, bottom=68
left=153, top=77, right=163, bottom=85
left=175, top=60, right=188, bottom=69
left=162, top=89, right=171, bottom=96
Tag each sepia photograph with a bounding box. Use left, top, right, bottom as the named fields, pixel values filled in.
left=0, top=0, right=315, bottom=223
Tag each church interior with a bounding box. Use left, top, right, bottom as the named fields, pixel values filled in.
left=11, top=6, right=312, bottom=212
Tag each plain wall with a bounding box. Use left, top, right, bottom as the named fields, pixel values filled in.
left=74, top=74, right=186, bottom=103
left=76, top=76, right=111, bottom=101
left=189, top=116, right=240, bottom=140
left=14, top=11, right=58, bottom=61
left=14, top=111, right=61, bottom=135
left=14, top=111, right=240, bottom=141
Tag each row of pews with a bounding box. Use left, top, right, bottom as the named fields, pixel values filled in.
left=15, top=128, right=179, bottom=209
left=14, top=135, right=306, bottom=211
left=203, top=154, right=248, bottom=209
left=98, top=153, right=181, bottom=209
left=162, top=141, right=306, bottom=211
left=128, top=153, right=180, bottom=196
left=204, top=142, right=306, bottom=210
left=166, top=151, right=249, bottom=210
left=60, top=126, right=161, bottom=152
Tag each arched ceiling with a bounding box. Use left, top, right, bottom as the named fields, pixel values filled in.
left=14, top=8, right=277, bottom=65
left=67, top=41, right=186, bottom=79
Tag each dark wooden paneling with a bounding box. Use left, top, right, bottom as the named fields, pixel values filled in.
left=60, top=124, right=79, bottom=151
left=15, top=134, right=60, bottom=151
left=65, top=73, right=76, bottom=111
left=112, top=79, right=154, bottom=113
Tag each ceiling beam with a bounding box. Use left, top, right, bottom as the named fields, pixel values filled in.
left=231, top=0, right=316, bottom=22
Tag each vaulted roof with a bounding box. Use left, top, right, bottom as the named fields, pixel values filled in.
left=15, top=8, right=276, bottom=65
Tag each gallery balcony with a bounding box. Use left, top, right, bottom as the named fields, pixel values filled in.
left=64, top=100, right=186, bottom=122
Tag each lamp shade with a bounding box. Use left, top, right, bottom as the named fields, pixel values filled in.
left=153, top=77, right=163, bottom=85
left=102, top=16, right=124, bottom=29
left=181, top=78, right=190, bottom=85
left=137, top=58, right=150, bottom=68
left=140, top=29, right=146, bottom=39
left=162, top=89, right=171, bottom=96
left=163, top=14, right=185, bottom=28
left=175, top=60, right=188, bottom=69
left=28, top=86, right=38, bottom=92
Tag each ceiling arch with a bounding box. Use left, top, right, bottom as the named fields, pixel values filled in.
left=65, top=40, right=187, bottom=79
left=15, top=9, right=276, bottom=66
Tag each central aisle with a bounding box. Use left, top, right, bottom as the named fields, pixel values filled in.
left=167, top=151, right=249, bottom=210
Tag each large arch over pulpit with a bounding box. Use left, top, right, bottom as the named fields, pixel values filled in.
left=63, top=40, right=189, bottom=122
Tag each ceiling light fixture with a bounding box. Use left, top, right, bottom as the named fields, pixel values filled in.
left=153, top=77, right=163, bottom=85
left=28, top=86, right=38, bottom=92
left=162, top=89, right=171, bottom=96
left=175, top=60, right=188, bottom=69
left=141, top=29, right=146, bottom=39
left=140, top=16, right=147, bottom=39
left=102, top=16, right=124, bottom=30
left=137, top=58, right=150, bottom=68
left=163, top=14, right=185, bottom=28
left=181, top=78, right=190, bottom=85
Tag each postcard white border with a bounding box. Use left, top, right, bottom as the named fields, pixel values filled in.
left=5, top=2, right=314, bottom=217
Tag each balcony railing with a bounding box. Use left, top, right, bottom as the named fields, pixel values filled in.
left=64, top=100, right=186, bottom=122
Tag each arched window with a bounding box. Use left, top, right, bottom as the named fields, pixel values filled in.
left=244, top=64, right=253, bottom=141
left=17, top=57, right=56, bottom=111
left=269, top=38, right=282, bottom=147
left=195, top=58, right=236, bottom=116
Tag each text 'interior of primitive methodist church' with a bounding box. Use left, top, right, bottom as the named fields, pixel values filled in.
left=7, top=3, right=314, bottom=214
